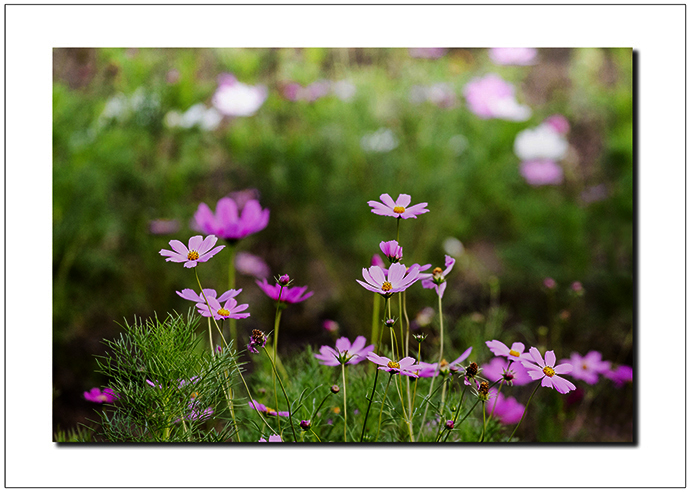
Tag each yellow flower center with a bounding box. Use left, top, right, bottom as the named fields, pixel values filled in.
left=439, top=359, right=449, bottom=370
left=509, top=349, right=521, bottom=357
left=265, top=406, right=276, bottom=414
left=333, top=407, right=341, bottom=414
left=187, top=250, right=200, bottom=261
left=387, top=360, right=400, bottom=369
left=433, top=267, right=443, bottom=275
left=217, top=308, right=230, bottom=317
left=381, top=281, right=392, bottom=292
left=543, top=366, right=556, bottom=377
left=393, top=206, right=405, bottom=214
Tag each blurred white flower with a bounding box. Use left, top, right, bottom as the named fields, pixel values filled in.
left=212, top=73, right=268, bottom=117
left=489, top=48, right=538, bottom=66
left=409, top=83, right=456, bottom=108
left=332, top=80, right=356, bottom=101
left=360, top=128, right=399, bottom=153
left=514, top=124, right=568, bottom=161
left=443, top=237, right=464, bottom=257
left=448, top=134, right=469, bottom=156
left=165, top=103, right=222, bottom=131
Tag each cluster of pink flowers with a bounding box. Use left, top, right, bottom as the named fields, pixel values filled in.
left=514, top=115, right=570, bottom=186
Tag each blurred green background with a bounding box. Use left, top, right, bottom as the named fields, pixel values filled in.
left=53, top=48, right=633, bottom=441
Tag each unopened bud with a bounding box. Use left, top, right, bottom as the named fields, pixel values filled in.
left=331, top=385, right=340, bottom=394
left=278, top=274, right=291, bottom=286
left=300, top=420, right=311, bottom=430
left=445, top=420, right=454, bottom=430
left=384, top=318, right=396, bottom=327
left=413, top=333, right=428, bottom=343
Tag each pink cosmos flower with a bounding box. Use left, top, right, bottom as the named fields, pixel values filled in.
left=235, top=252, right=270, bottom=279
left=489, top=48, right=538, bottom=66
left=159, top=235, right=225, bottom=268
left=519, top=160, right=564, bottom=186
left=571, top=281, right=583, bottom=292
left=415, top=347, right=472, bottom=378
left=371, top=254, right=386, bottom=269
left=604, top=365, right=633, bottom=388
left=255, top=279, right=314, bottom=304
left=380, top=240, right=403, bottom=263
left=259, top=434, right=283, bottom=442
left=357, top=262, right=422, bottom=298
left=543, top=277, right=557, bottom=289
left=421, top=255, right=455, bottom=298
left=544, top=114, right=570, bottom=134
left=366, top=353, right=421, bottom=377
left=486, top=340, right=534, bottom=363
left=249, top=400, right=289, bottom=417
left=487, top=391, right=525, bottom=424
left=83, top=387, right=118, bottom=403
left=194, top=197, right=269, bottom=242
left=481, top=357, right=532, bottom=386
left=313, top=336, right=375, bottom=366
left=463, top=74, right=531, bottom=121
left=195, top=297, right=250, bottom=321
left=367, top=193, right=429, bottom=219
left=561, top=351, right=611, bottom=385
left=247, top=329, right=268, bottom=354
left=212, top=73, right=268, bottom=117
left=521, top=347, right=576, bottom=394
left=176, top=288, right=241, bottom=304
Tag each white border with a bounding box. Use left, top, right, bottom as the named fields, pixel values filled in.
left=5, top=3, right=685, bottom=488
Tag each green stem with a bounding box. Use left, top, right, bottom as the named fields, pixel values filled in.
left=442, top=385, right=468, bottom=442
left=360, top=367, right=379, bottom=442
left=341, top=363, right=348, bottom=442
left=234, top=359, right=278, bottom=436
left=479, top=401, right=486, bottom=442
left=371, top=294, right=381, bottom=353
left=418, top=293, right=444, bottom=440
left=396, top=217, right=400, bottom=243
left=311, top=392, right=333, bottom=422
left=272, top=288, right=284, bottom=433
left=509, top=383, right=540, bottom=441
left=227, top=244, right=237, bottom=344
left=375, top=373, right=393, bottom=441
left=263, top=346, right=298, bottom=442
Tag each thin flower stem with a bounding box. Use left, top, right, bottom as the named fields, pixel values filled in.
left=479, top=401, right=487, bottom=442
left=440, top=398, right=480, bottom=443
left=489, top=380, right=505, bottom=421
left=375, top=373, right=393, bottom=442
left=227, top=243, right=237, bottom=345
left=263, top=346, right=298, bottom=442
left=418, top=293, right=444, bottom=440
left=311, top=392, right=333, bottom=422
left=442, top=385, right=468, bottom=442
left=509, top=383, right=540, bottom=441
left=310, top=428, right=322, bottom=442
left=234, top=358, right=278, bottom=436
left=376, top=297, right=389, bottom=353
left=396, top=217, right=400, bottom=243
left=341, top=363, right=348, bottom=442
left=207, top=318, right=214, bottom=357
left=194, top=269, right=228, bottom=347
left=371, top=294, right=381, bottom=355
left=360, top=366, right=379, bottom=442
left=393, top=372, right=415, bottom=442
left=272, top=287, right=284, bottom=434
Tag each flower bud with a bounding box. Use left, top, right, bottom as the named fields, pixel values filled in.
left=278, top=274, right=291, bottom=286
left=412, top=333, right=428, bottom=343
left=445, top=420, right=455, bottom=430
left=330, top=385, right=340, bottom=394
left=300, top=420, right=311, bottom=430
left=384, top=318, right=396, bottom=328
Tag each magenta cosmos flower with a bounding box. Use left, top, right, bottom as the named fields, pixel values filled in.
left=195, top=297, right=250, bottom=321
left=415, top=347, right=472, bottom=378
left=255, top=279, right=314, bottom=304
left=258, top=434, right=283, bottom=442
left=249, top=400, right=289, bottom=417
left=463, top=74, right=531, bottom=121
left=366, top=353, right=421, bottom=377
left=481, top=357, right=532, bottom=386
left=486, top=340, right=534, bottom=363
left=368, top=193, right=429, bottom=219
left=314, top=336, right=374, bottom=366
left=159, top=235, right=225, bottom=268
left=380, top=240, right=403, bottom=263
left=357, top=262, right=421, bottom=298
left=83, top=387, right=118, bottom=403
left=521, top=347, right=576, bottom=394
left=487, top=390, right=525, bottom=425
left=520, top=160, right=564, bottom=186
left=421, top=255, right=455, bottom=298
left=561, top=351, right=611, bottom=385
left=194, top=197, right=269, bottom=242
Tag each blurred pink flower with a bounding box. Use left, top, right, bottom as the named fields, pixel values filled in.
left=544, top=114, right=570, bottom=134
left=159, top=235, right=225, bottom=268
left=543, top=277, right=557, bottom=289
left=256, top=279, right=313, bottom=304
left=212, top=73, right=268, bottom=117
left=463, top=74, right=531, bottom=121
left=235, top=252, right=270, bottom=278
left=487, top=391, right=525, bottom=424
left=562, top=351, right=611, bottom=385
left=313, top=336, right=374, bottom=366
left=149, top=219, right=180, bottom=235
left=368, top=193, right=429, bottom=219
left=481, top=357, right=532, bottom=386
left=194, top=197, right=269, bottom=242
left=250, top=400, right=289, bottom=417
left=571, top=281, right=583, bottom=292
left=580, top=184, right=608, bottom=204
left=322, top=319, right=340, bottom=333
left=259, top=434, right=283, bottom=442
left=519, top=159, right=564, bottom=186
left=371, top=254, right=386, bottom=269
left=83, top=387, right=118, bottom=404
left=409, top=48, right=448, bottom=59
left=409, top=83, right=456, bottom=108
left=489, top=48, right=538, bottom=66
left=521, top=347, right=576, bottom=394
left=604, top=365, right=633, bottom=387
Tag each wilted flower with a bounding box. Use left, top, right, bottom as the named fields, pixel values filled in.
left=313, top=336, right=374, bottom=366
left=488, top=48, right=538, bottom=66
left=475, top=381, right=492, bottom=401
left=159, top=235, right=225, bottom=268
left=83, top=387, right=118, bottom=404
left=194, top=196, right=270, bottom=242
left=368, top=193, right=429, bottom=219
left=247, top=330, right=268, bottom=354
left=196, top=297, right=250, bottom=321
left=212, top=73, right=268, bottom=117
left=357, top=262, right=422, bottom=298
left=258, top=434, right=283, bottom=442
left=486, top=340, right=534, bottom=363
left=235, top=252, right=270, bottom=278
left=521, top=347, right=576, bottom=394
left=462, top=361, right=482, bottom=386
left=421, top=255, right=455, bottom=298
left=514, top=123, right=568, bottom=161
left=249, top=400, right=289, bottom=417
left=256, top=279, right=314, bottom=304
left=561, top=351, right=611, bottom=385
left=463, top=74, right=531, bottom=121
left=380, top=240, right=403, bottom=263
left=366, top=353, right=421, bottom=377
left=520, top=160, right=564, bottom=186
